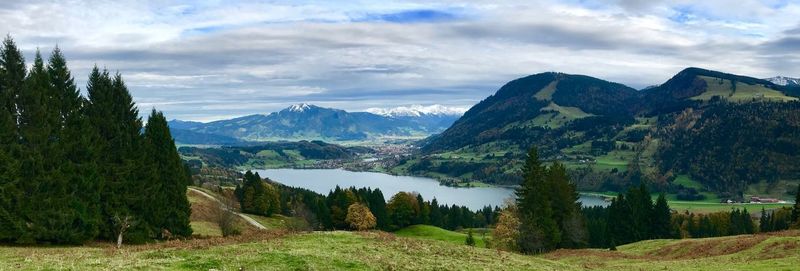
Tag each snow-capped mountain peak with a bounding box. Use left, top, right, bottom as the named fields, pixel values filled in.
left=364, top=104, right=468, bottom=117
left=765, top=76, right=800, bottom=86
left=287, top=103, right=313, bottom=112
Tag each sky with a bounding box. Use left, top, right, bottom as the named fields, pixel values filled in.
left=2, top=0, right=799, bottom=122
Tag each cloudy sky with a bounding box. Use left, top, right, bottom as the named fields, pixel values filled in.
left=2, top=0, right=799, bottom=121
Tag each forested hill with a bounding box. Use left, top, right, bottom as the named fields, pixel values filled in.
left=417, top=67, right=800, bottom=198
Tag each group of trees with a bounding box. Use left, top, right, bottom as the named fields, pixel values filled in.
left=0, top=36, right=191, bottom=245
left=513, top=147, right=587, bottom=253
left=603, top=184, right=672, bottom=246
left=235, top=171, right=280, bottom=216
left=232, top=171, right=498, bottom=232
left=670, top=209, right=755, bottom=238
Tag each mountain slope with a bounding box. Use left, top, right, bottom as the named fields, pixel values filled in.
left=415, top=67, right=800, bottom=196
left=422, top=72, right=638, bottom=153
left=641, top=67, right=797, bottom=114
left=169, top=104, right=460, bottom=143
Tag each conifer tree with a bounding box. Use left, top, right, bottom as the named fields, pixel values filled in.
left=760, top=208, right=771, bottom=233
left=652, top=194, right=672, bottom=239
left=15, top=50, right=61, bottom=243
left=465, top=229, right=476, bottom=246
left=144, top=109, right=193, bottom=238
left=429, top=198, right=443, bottom=227
left=626, top=183, right=653, bottom=241
left=367, top=188, right=388, bottom=230
left=516, top=147, right=560, bottom=253
left=607, top=194, right=633, bottom=245
left=547, top=162, right=586, bottom=248
left=87, top=68, right=152, bottom=243
left=0, top=36, right=24, bottom=242
left=0, top=36, right=25, bottom=123
left=45, top=47, right=102, bottom=243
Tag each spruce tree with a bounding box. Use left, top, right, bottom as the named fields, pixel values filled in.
left=516, top=147, right=560, bottom=253
left=760, top=208, right=771, bottom=233
left=16, top=50, right=62, bottom=243
left=429, top=198, right=443, bottom=228
left=547, top=162, right=586, bottom=248
left=87, top=68, right=151, bottom=243
left=465, top=229, right=476, bottom=246
left=652, top=194, right=672, bottom=239
left=45, top=47, right=102, bottom=243
left=0, top=35, right=25, bottom=123
left=607, top=194, right=634, bottom=245
left=144, top=109, right=193, bottom=238
left=367, top=189, right=388, bottom=230
left=0, top=35, right=24, bottom=242
left=626, top=183, right=653, bottom=241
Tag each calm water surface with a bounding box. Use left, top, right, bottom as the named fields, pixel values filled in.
left=255, top=168, right=608, bottom=210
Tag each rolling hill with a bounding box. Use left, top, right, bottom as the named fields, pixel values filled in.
left=411, top=68, right=800, bottom=198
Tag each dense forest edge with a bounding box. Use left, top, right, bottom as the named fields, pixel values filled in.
left=0, top=36, right=191, bottom=245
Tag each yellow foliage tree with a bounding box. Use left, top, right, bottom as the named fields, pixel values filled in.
left=345, top=203, right=377, bottom=231
left=491, top=204, right=520, bottom=251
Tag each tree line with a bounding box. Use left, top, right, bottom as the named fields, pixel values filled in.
left=231, top=171, right=499, bottom=232
left=493, top=147, right=800, bottom=254
left=0, top=36, right=191, bottom=245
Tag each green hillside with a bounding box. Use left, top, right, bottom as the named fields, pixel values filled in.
left=407, top=67, right=800, bottom=200
left=394, top=225, right=488, bottom=248
left=2, top=229, right=799, bottom=270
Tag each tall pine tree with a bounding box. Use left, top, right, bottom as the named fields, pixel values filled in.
left=516, top=147, right=560, bottom=254
left=0, top=36, right=25, bottom=242
left=43, top=47, right=103, bottom=243
left=144, top=109, right=193, bottom=238
left=652, top=194, right=672, bottom=239
left=16, top=50, right=62, bottom=243
left=87, top=69, right=153, bottom=243
left=547, top=162, right=586, bottom=248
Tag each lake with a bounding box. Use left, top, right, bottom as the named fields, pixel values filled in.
left=254, top=168, right=608, bottom=210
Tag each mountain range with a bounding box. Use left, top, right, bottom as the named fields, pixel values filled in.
left=765, top=76, right=800, bottom=86
left=168, top=104, right=463, bottom=144
left=408, top=67, right=800, bottom=198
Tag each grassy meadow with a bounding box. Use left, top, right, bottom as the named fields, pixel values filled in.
left=2, top=228, right=799, bottom=270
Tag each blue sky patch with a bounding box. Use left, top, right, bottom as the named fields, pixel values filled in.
left=360, top=9, right=457, bottom=23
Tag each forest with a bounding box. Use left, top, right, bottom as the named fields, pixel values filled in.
left=0, top=37, right=191, bottom=245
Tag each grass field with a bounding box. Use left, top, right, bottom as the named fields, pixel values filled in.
left=693, top=76, right=798, bottom=102
left=2, top=229, right=799, bottom=270
left=394, top=225, right=488, bottom=248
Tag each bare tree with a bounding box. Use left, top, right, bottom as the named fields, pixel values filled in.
left=214, top=193, right=242, bottom=237
left=112, top=215, right=135, bottom=249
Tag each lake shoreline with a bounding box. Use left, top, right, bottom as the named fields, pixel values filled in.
left=251, top=168, right=609, bottom=210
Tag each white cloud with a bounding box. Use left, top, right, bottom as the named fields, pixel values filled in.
left=1, top=0, right=799, bottom=121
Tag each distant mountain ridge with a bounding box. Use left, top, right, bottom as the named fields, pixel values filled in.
left=765, top=76, right=800, bottom=86
left=365, top=104, right=467, bottom=117
left=169, top=103, right=462, bottom=144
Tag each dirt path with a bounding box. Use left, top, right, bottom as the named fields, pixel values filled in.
left=188, top=187, right=267, bottom=230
